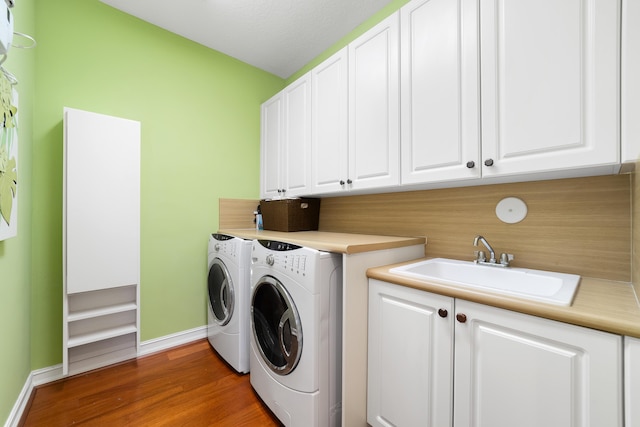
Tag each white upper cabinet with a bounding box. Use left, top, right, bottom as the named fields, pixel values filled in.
left=311, top=48, right=349, bottom=194
left=260, top=93, right=283, bottom=199
left=622, top=0, right=640, bottom=164
left=262, top=0, right=623, bottom=196
left=348, top=12, right=400, bottom=192
left=480, top=0, right=620, bottom=178
left=283, top=73, right=312, bottom=196
left=260, top=73, right=312, bottom=199
left=401, top=0, right=621, bottom=187
left=400, top=0, right=480, bottom=184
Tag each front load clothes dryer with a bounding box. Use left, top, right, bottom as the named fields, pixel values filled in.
left=207, top=233, right=252, bottom=374
left=250, top=239, right=343, bottom=426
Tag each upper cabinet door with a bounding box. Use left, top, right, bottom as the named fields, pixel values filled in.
left=401, top=0, right=480, bottom=185
left=311, top=48, right=349, bottom=194
left=349, top=13, right=400, bottom=191
left=480, top=0, right=620, bottom=177
left=260, top=93, right=283, bottom=199
left=283, top=73, right=312, bottom=197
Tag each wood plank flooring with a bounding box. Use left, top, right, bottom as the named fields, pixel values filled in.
left=21, top=340, right=282, bottom=426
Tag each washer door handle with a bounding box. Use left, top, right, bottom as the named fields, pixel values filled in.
left=278, top=308, right=299, bottom=364
left=219, top=278, right=229, bottom=319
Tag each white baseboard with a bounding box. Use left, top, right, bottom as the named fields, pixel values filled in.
left=4, top=373, right=33, bottom=427
left=4, top=326, right=208, bottom=427
left=139, top=325, right=207, bottom=357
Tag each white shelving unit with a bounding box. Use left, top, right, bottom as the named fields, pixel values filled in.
left=63, top=108, right=141, bottom=376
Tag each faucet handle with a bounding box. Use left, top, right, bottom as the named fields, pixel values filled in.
left=499, top=253, right=514, bottom=266
left=474, top=250, right=486, bottom=263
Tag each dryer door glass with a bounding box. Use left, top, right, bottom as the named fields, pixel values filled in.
left=252, top=276, right=302, bottom=375
left=208, top=258, right=234, bottom=326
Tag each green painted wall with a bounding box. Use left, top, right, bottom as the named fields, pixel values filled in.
left=30, top=0, right=284, bottom=369
left=0, top=1, right=35, bottom=424
left=2, top=0, right=413, bottom=421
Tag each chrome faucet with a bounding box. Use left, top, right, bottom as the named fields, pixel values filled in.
left=473, top=235, right=496, bottom=263
left=473, top=235, right=514, bottom=267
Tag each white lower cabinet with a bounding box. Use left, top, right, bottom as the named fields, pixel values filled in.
left=454, top=299, right=622, bottom=427
left=368, top=279, right=454, bottom=427
left=368, top=279, right=623, bottom=427
left=626, top=336, right=640, bottom=427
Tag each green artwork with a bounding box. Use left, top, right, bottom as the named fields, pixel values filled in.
left=0, top=72, right=17, bottom=240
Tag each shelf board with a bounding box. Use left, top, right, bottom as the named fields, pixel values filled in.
left=68, top=325, right=137, bottom=348
left=68, top=303, right=137, bottom=322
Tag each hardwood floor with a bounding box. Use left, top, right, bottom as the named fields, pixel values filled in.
left=21, top=340, right=282, bottom=426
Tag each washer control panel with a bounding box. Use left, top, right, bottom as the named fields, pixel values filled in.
left=257, top=239, right=302, bottom=252
left=253, top=240, right=313, bottom=277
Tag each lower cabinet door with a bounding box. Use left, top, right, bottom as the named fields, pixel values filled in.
left=368, top=279, right=454, bottom=427
left=453, top=300, right=623, bottom=427
left=626, top=336, right=640, bottom=427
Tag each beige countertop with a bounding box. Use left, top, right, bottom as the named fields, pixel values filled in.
left=368, top=258, right=640, bottom=339
left=217, top=229, right=426, bottom=254
left=219, top=228, right=640, bottom=337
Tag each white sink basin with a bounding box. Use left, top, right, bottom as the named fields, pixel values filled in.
left=389, top=258, right=580, bottom=306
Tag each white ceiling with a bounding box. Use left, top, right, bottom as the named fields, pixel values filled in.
left=99, top=0, right=395, bottom=79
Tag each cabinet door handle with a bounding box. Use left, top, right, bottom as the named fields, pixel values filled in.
left=484, top=159, right=494, bottom=167
left=340, top=180, right=345, bottom=185
left=456, top=313, right=467, bottom=323
left=466, top=161, right=475, bottom=169
left=347, top=179, right=352, bottom=184
left=438, top=308, right=448, bottom=318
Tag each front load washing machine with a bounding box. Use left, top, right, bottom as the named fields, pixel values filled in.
left=250, top=239, right=343, bottom=426
left=207, top=233, right=252, bottom=374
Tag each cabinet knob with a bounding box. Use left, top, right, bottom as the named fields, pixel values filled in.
left=456, top=313, right=467, bottom=323
left=438, top=308, right=448, bottom=318
left=347, top=179, right=353, bottom=184
left=484, top=159, right=494, bottom=167
left=466, top=161, right=475, bottom=169
left=340, top=180, right=345, bottom=185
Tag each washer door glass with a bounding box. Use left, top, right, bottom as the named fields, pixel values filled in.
left=208, top=258, right=234, bottom=326
left=252, top=275, right=302, bottom=375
